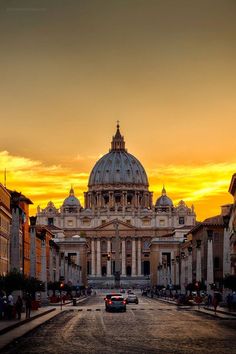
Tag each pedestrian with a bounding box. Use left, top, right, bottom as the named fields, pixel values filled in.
left=213, top=292, right=221, bottom=314
left=15, top=295, right=23, bottom=320
left=207, top=294, right=212, bottom=308
left=2, top=296, right=7, bottom=319
left=25, top=293, right=32, bottom=319
left=7, top=293, right=14, bottom=319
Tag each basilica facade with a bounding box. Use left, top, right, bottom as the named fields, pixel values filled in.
left=36, top=124, right=196, bottom=288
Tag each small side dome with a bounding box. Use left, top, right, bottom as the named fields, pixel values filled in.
left=63, top=187, right=81, bottom=207
left=155, top=187, right=173, bottom=207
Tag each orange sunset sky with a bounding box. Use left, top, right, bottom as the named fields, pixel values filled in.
left=0, top=0, right=235, bottom=221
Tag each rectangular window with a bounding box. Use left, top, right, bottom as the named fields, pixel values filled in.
left=48, top=218, right=54, bottom=226
left=160, top=219, right=165, bottom=226
left=67, top=220, right=73, bottom=226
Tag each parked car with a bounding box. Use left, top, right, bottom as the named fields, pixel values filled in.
left=126, top=293, right=139, bottom=304
left=106, top=296, right=126, bottom=312
left=104, top=293, right=122, bottom=310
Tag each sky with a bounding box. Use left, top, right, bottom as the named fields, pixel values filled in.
left=0, top=0, right=235, bottom=221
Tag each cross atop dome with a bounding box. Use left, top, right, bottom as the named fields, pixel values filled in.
left=162, top=185, right=166, bottom=196
left=110, top=122, right=126, bottom=151
left=69, top=185, right=74, bottom=196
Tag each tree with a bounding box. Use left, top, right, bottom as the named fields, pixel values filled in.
left=24, top=277, right=45, bottom=299
left=2, top=269, right=25, bottom=293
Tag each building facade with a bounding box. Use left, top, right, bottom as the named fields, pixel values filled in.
left=0, top=184, right=11, bottom=275
left=37, top=124, right=196, bottom=288
left=229, top=174, right=236, bottom=275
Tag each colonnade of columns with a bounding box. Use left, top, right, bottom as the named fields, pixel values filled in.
left=89, top=237, right=144, bottom=277
left=84, top=190, right=152, bottom=209
left=60, top=252, right=81, bottom=285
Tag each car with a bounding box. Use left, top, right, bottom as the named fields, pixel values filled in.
left=104, top=293, right=122, bottom=310
left=126, top=293, right=139, bottom=304
left=120, top=289, right=126, bottom=294
left=106, top=295, right=126, bottom=312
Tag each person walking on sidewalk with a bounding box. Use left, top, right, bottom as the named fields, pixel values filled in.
left=15, top=295, right=23, bottom=320
left=25, top=293, right=32, bottom=319
left=213, top=292, right=222, bottom=314
left=7, top=293, right=14, bottom=320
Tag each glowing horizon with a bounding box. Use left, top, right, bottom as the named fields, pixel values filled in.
left=1, top=149, right=235, bottom=221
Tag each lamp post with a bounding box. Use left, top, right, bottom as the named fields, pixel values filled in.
left=60, top=282, right=64, bottom=311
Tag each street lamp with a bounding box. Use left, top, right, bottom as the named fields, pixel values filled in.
left=60, top=282, right=64, bottom=310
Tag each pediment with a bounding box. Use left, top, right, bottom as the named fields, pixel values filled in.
left=94, top=219, right=136, bottom=231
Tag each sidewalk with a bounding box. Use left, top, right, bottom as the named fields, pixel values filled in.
left=147, top=295, right=236, bottom=318
left=0, top=296, right=87, bottom=351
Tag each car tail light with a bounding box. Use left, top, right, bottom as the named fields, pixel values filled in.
left=108, top=300, right=112, bottom=305
left=123, top=300, right=126, bottom=304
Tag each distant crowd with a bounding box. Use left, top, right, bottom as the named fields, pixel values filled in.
left=0, top=292, right=32, bottom=320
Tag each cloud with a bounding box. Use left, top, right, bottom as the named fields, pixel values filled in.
left=1, top=151, right=235, bottom=221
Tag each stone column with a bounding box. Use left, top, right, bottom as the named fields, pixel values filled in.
left=91, top=239, right=95, bottom=276
left=41, top=237, right=48, bottom=302
left=187, top=247, right=193, bottom=285
left=160, top=266, right=164, bottom=285
left=171, top=259, right=175, bottom=285
left=223, top=226, right=231, bottom=276
left=60, top=253, right=65, bottom=278
left=107, top=239, right=112, bottom=276
left=207, top=230, right=214, bottom=294
left=131, top=238, right=136, bottom=276
left=196, top=240, right=202, bottom=282
left=137, top=239, right=142, bottom=276
left=167, top=265, right=171, bottom=285
left=157, top=265, right=161, bottom=285
left=180, top=252, right=185, bottom=293
left=163, top=264, right=167, bottom=287
left=121, top=239, right=126, bottom=276
left=30, top=224, right=36, bottom=278
left=175, top=256, right=180, bottom=286
left=55, top=250, right=60, bottom=281
left=49, top=246, right=54, bottom=282
left=96, top=239, right=101, bottom=276
left=64, top=255, right=68, bottom=283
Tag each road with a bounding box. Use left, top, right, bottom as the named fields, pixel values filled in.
left=1, top=291, right=236, bottom=354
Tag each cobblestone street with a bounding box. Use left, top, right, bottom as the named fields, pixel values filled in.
left=1, top=294, right=236, bottom=354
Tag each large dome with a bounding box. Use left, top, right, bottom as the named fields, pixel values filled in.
left=88, top=124, right=149, bottom=188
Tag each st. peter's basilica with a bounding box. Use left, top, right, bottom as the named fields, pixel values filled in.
left=36, top=124, right=196, bottom=288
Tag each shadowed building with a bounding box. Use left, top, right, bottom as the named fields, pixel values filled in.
left=0, top=183, right=11, bottom=275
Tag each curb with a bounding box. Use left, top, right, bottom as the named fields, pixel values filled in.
left=0, top=308, right=56, bottom=336
left=148, top=296, right=236, bottom=317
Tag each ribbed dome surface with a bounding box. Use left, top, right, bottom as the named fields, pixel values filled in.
left=155, top=187, right=173, bottom=207
left=155, top=195, right=173, bottom=207
left=63, top=188, right=81, bottom=206
left=88, top=150, right=148, bottom=187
